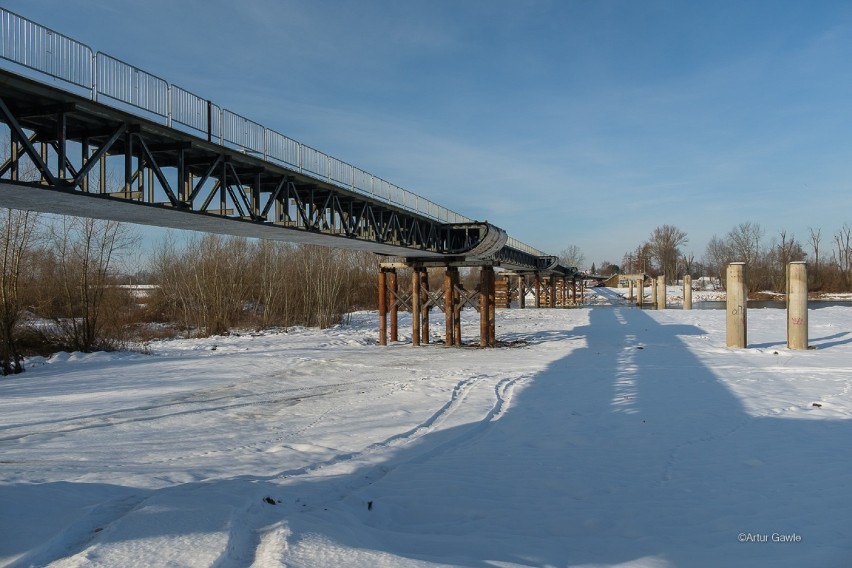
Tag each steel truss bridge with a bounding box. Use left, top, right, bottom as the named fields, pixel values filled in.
left=0, top=7, right=576, bottom=278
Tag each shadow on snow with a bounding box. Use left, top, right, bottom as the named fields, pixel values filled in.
left=4, top=308, right=852, bottom=567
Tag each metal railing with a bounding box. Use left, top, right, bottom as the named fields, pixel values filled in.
left=0, top=7, right=547, bottom=258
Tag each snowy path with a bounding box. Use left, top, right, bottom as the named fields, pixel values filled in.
left=2, top=307, right=852, bottom=567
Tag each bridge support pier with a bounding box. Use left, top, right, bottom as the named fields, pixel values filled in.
left=389, top=268, right=398, bottom=342
left=480, top=266, right=496, bottom=347
left=378, top=268, right=388, bottom=345
left=657, top=275, right=666, bottom=309
left=412, top=268, right=421, bottom=347
left=420, top=268, right=430, bottom=345
left=444, top=268, right=456, bottom=346
left=518, top=274, right=526, bottom=309
left=534, top=273, right=542, bottom=308
left=683, top=275, right=692, bottom=310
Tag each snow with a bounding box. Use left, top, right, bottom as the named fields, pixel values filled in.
left=2, top=301, right=852, bottom=567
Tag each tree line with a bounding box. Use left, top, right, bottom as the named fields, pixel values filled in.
left=561, top=221, right=852, bottom=294
left=0, top=211, right=379, bottom=376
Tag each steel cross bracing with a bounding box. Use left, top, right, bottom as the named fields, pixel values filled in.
left=0, top=7, right=573, bottom=274
left=0, top=73, right=501, bottom=260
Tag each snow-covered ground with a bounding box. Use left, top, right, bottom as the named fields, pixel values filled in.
left=2, top=301, right=852, bottom=567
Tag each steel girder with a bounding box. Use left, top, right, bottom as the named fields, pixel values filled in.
left=0, top=74, right=507, bottom=259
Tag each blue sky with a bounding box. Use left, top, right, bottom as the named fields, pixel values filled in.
left=5, top=0, right=852, bottom=268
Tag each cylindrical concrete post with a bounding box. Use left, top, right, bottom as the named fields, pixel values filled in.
left=683, top=275, right=692, bottom=310
left=726, top=262, right=747, bottom=348
left=787, top=261, right=808, bottom=350
left=656, top=275, right=666, bottom=310
left=638, top=278, right=644, bottom=307
left=378, top=269, right=387, bottom=346
left=411, top=269, right=421, bottom=347
left=650, top=277, right=658, bottom=309
left=628, top=279, right=634, bottom=302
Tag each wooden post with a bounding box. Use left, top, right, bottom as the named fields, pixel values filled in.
left=571, top=278, right=577, bottom=306
left=389, top=269, right=398, bottom=342
left=726, top=262, right=747, bottom=348
left=549, top=276, right=556, bottom=308
left=412, top=268, right=421, bottom=347
left=518, top=275, right=526, bottom=309
left=421, top=268, right=430, bottom=345
left=453, top=269, right=462, bottom=346
left=444, top=268, right=455, bottom=347
left=378, top=269, right=387, bottom=346
left=638, top=277, right=644, bottom=307
left=683, top=275, right=692, bottom=310
left=488, top=268, right=496, bottom=347
left=535, top=273, right=541, bottom=308
left=480, top=267, right=490, bottom=347
left=787, top=261, right=808, bottom=350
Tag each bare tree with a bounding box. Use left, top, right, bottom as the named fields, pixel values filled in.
left=0, top=209, right=38, bottom=374
left=809, top=227, right=822, bottom=271
left=49, top=216, right=136, bottom=351
left=702, top=235, right=732, bottom=289
left=559, top=245, right=585, bottom=270
left=648, top=225, right=688, bottom=284
left=773, top=230, right=806, bottom=292
left=833, top=223, right=852, bottom=289
left=726, top=222, right=764, bottom=266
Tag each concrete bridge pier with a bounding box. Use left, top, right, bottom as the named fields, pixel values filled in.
left=656, top=275, right=666, bottom=309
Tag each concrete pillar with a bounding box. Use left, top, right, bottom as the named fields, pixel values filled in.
left=388, top=269, right=398, bottom=342
left=638, top=278, right=644, bottom=307
left=378, top=269, right=388, bottom=346
left=787, top=261, right=808, bottom=350
left=656, top=275, right=666, bottom=309
left=534, top=273, right=541, bottom=308
left=518, top=275, right=526, bottom=309
left=411, top=268, right=421, bottom=347
left=726, top=262, right=747, bottom=348
left=421, top=269, right=430, bottom=345
left=650, top=277, right=658, bottom=309
left=444, top=268, right=455, bottom=347
left=683, top=275, right=692, bottom=310
left=628, top=279, right=634, bottom=302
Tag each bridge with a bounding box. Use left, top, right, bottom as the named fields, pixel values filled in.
left=0, top=7, right=583, bottom=347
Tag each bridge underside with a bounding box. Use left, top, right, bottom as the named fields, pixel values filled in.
left=0, top=181, right=446, bottom=257
left=0, top=71, right=516, bottom=263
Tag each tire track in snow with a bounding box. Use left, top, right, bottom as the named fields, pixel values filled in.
left=273, top=372, right=532, bottom=515
left=5, top=494, right=145, bottom=568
